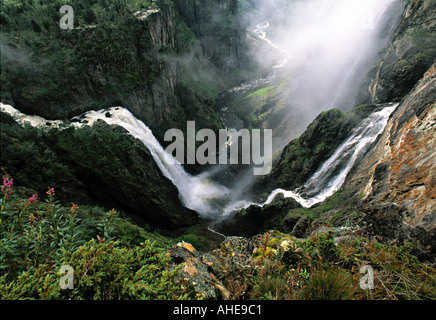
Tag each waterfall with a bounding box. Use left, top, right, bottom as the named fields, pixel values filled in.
left=70, top=108, right=231, bottom=217
left=262, top=103, right=398, bottom=208
left=0, top=103, right=230, bottom=218
left=0, top=0, right=403, bottom=221
left=0, top=102, right=398, bottom=217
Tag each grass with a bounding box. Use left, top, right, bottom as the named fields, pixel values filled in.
left=246, top=230, right=436, bottom=300
left=246, top=86, right=275, bottom=98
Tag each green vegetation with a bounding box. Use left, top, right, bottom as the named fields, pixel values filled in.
left=0, top=176, right=197, bottom=299
left=1, top=0, right=160, bottom=105
left=408, top=28, right=436, bottom=63
left=225, top=79, right=288, bottom=130
left=1, top=239, right=186, bottom=300
left=0, top=111, right=199, bottom=229
left=246, top=86, right=275, bottom=98
left=248, top=231, right=436, bottom=300
left=1, top=172, right=435, bottom=300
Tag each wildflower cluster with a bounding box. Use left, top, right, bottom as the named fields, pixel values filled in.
left=1, top=175, right=13, bottom=198
left=28, top=193, right=38, bottom=205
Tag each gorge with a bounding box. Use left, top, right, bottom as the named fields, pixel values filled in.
left=0, top=0, right=435, bottom=301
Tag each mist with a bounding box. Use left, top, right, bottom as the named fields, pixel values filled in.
left=0, top=39, right=32, bottom=70
left=245, top=0, right=404, bottom=129
left=205, top=0, right=406, bottom=215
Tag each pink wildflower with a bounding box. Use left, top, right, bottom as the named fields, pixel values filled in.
left=46, top=187, right=55, bottom=196
left=28, top=193, right=38, bottom=204
left=70, top=203, right=79, bottom=215
left=1, top=175, right=13, bottom=198
left=109, top=208, right=117, bottom=218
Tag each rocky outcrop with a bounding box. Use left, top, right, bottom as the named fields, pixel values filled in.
left=345, top=63, right=436, bottom=258
left=168, top=239, right=251, bottom=299
left=168, top=233, right=297, bottom=299
left=364, top=0, right=436, bottom=103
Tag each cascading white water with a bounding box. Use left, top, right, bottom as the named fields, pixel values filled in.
left=0, top=102, right=397, bottom=217
left=70, top=108, right=231, bottom=216
left=0, top=0, right=403, bottom=221
left=217, top=104, right=398, bottom=214
left=262, top=103, right=398, bottom=208
left=254, top=21, right=289, bottom=69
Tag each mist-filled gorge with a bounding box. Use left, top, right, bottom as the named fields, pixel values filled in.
left=1, top=0, right=435, bottom=303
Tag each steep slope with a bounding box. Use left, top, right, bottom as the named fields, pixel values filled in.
left=173, top=0, right=250, bottom=72
left=362, top=0, right=436, bottom=104
left=0, top=0, right=251, bottom=230
left=223, top=0, right=436, bottom=259
left=344, top=63, right=435, bottom=257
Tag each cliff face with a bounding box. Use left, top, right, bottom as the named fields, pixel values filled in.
left=344, top=64, right=435, bottom=256
left=224, top=0, right=436, bottom=258
left=173, top=0, right=249, bottom=72
left=4, top=0, right=179, bottom=133
left=338, top=0, right=436, bottom=257
left=0, top=0, right=250, bottom=230
left=364, top=0, right=436, bottom=103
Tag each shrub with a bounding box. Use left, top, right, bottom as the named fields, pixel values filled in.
left=0, top=173, right=192, bottom=300
left=0, top=239, right=191, bottom=300
left=298, top=268, right=355, bottom=300
left=302, top=231, right=342, bottom=263
left=250, top=260, right=292, bottom=300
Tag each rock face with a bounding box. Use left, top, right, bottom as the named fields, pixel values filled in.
left=8, top=0, right=181, bottom=138
left=243, top=0, right=436, bottom=260
left=345, top=63, right=436, bottom=258
left=364, top=0, right=436, bottom=103
left=173, top=0, right=249, bottom=72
